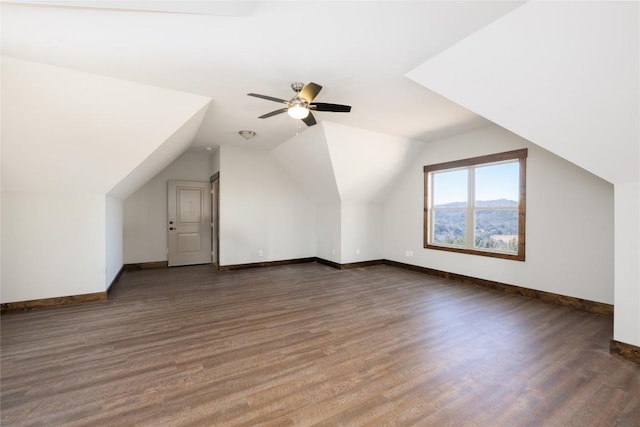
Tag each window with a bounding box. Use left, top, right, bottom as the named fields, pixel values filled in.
left=423, top=149, right=527, bottom=261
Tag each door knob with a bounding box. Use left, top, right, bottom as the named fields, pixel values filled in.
left=169, top=227, right=176, bottom=231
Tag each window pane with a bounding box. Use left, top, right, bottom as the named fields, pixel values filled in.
left=475, top=162, right=519, bottom=207
left=424, top=149, right=526, bottom=260
left=433, top=169, right=467, bottom=207
left=474, top=209, right=518, bottom=252
left=433, top=209, right=466, bottom=246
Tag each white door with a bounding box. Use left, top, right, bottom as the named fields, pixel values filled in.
left=168, top=180, right=211, bottom=267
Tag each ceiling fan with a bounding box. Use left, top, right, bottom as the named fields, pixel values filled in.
left=247, top=82, right=351, bottom=126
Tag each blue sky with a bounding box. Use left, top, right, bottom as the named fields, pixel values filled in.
left=433, top=161, right=519, bottom=205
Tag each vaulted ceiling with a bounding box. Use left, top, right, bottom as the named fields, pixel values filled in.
left=1, top=0, right=524, bottom=151
left=407, top=1, right=639, bottom=185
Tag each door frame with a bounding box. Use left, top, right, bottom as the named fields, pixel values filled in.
left=210, top=172, right=220, bottom=268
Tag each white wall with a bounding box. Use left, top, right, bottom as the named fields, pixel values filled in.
left=123, top=151, right=212, bottom=264
left=341, top=202, right=383, bottom=263
left=319, top=122, right=424, bottom=265
left=0, top=57, right=211, bottom=303
left=219, top=145, right=316, bottom=266
left=406, top=1, right=637, bottom=346
left=1, top=192, right=106, bottom=303
left=272, top=121, right=426, bottom=265
left=316, top=202, right=341, bottom=263
left=105, top=195, right=123, bottom=288
left=614, top=182, right=640, bottom=344
left=211, top=147, right=221, bottom=175
left=383, top=126, right=614, bottom=304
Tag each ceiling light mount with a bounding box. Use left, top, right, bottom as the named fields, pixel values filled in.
left=238, top=130, right=256, bottom=140
left=290, top=81, right=305, bottom=93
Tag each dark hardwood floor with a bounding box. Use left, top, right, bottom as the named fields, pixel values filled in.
left=2, top=263, right=639, bottom=426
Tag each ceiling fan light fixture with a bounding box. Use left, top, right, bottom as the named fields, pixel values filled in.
left=287, top=99, right=309, bottom=119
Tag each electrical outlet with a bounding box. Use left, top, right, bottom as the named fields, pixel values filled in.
left=356, top=248, right=361, bottom=254
left=331, top=248, right=336, bottom=255
left=258, top=249, right=264, bottom=257
left=405, top=250, right=414, bottom=257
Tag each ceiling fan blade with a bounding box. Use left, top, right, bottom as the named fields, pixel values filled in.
left=259, top=108, right=288, bottom=119
left=247, top=93, right=288, bottom=104
left=310, top=102, right=351, bottom=113
left=302, top=112, right=317, bottom=126
left=299, top=82, right=322, bottom=103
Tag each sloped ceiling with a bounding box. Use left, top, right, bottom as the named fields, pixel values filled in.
left=0, top=1, right=524, bottom=151
left=271, top=121, right=427, bottom=205
left=323, top=122, right=428, bottom=203
left=271, top=124, right=340, bottom=204
left=1, top=57, right=211, bottom=194
left=406, top=1, right=639, bottom=184
left=11, top=1, right=258, bottom=16
left=107, top=105, right=209, bottom=199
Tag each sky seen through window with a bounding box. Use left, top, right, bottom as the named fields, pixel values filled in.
left=433, top=161, right=519, bottom=206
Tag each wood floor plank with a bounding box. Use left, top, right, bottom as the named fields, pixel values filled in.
left=2, top=263, right=639, bottom=426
